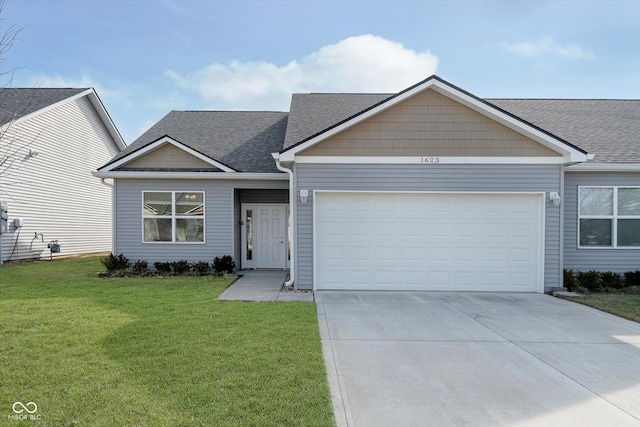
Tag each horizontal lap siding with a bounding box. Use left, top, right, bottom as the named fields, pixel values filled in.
left=564, top=171, right=640, bottom=273
left=114, top=178, right=287, bottom=265
left=295, top=163, right=562, bottom=291
left=0, top=96, right=120, bottom=261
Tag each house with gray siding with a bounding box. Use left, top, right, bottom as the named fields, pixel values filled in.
left=95, top=76, right=640, bottom=293
left=0, top=88, right=124, bottom=263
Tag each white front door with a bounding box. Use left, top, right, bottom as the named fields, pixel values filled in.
left=242, top=204, right=288, bottom=269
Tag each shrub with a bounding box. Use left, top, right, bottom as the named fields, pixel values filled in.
left=624, top=271, right=640, bottom=287
left=192, top=261, right=211, bottom=276
left=563, top=269, right=578, bottom=291
left=171, top=260, right=191, bottom=275
left=154, top=262, right=172, bottom=274
left=102, top=253, right=130, bottom=272
left=213, top=255, right=235, bottom=274
left=133, top=260, right=149, bottom=274
left=600, top=271, right=624, bottom=290
left=576, top=270, right=603, bottom=292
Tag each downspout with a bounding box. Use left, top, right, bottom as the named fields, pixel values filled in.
left=559, top=164, right=565, bottom=290
left=273, top=154, right=295, bottom=288
left=100, top=178, right=116, bottom=255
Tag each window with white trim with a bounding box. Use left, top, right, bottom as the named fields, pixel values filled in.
left=143, top=191, right=204, bottom=243
left=579, top=187, right=640, bottom=247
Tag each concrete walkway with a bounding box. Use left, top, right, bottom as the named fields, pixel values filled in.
left=316, top=291, right=640, bottom=427
left=217, top=270, right=313, bottom=302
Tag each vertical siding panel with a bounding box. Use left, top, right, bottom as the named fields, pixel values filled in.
left=1, top=96, right=120, bottom=261
left=294, top=163, right=562, bottom=291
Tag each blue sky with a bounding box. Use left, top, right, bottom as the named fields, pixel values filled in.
left=5, top=0, right=640, bottom=144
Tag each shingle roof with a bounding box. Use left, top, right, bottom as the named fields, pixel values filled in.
left=109, top=111, right=289, bottom=173
left=488, top=99, right=640, bottom=164
left=109, top=90, right=639, bottom=172
left=0, top=88, right=87, bottom=126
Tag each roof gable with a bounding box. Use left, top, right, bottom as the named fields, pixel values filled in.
left=278, top=75, right=590, bottom=163
left=99, top=136, right=235, bottom=172
left=299, top=88, right=560, bottom=158
left=115, top=140, right=223, bottom=171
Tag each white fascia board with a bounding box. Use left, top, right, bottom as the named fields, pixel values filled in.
left=84, top=89, right=127, bottom=149
left=92, top=170, right=288, bottom=180
left=566, top=163, right=640, bottom=172
left=295, top=156, right=566, bottom=164
left=100, top=136, right=236, bottom=172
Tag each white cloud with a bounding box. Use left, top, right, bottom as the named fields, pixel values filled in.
left=165, top=34, right=439, bottom=110
left=503, top=37, right=595, bottom=60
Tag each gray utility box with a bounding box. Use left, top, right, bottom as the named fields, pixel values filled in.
left=47, top=241, right=61, bottom=253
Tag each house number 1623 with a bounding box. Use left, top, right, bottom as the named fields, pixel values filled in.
left=420, top=157, right=440, bottom=164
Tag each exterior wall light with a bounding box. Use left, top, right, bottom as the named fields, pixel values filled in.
left=299, top=189, right=309, bottom=204
left=549, top=191, right=561, bottom=206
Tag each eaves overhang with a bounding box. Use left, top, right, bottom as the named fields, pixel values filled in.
left=92, top=170, right=288, bottom=180
left=566, top=163, right=640, bottom=172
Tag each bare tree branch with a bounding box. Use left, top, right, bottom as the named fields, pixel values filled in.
left=0, top=0, right=34, bottom=192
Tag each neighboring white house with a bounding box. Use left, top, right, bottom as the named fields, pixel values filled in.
left=0, top=88, right=125, bottom=262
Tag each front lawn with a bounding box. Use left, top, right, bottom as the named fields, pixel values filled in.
left=0, top=257, right=334, bottom=426
left=562, top=293, right=640, bottom=323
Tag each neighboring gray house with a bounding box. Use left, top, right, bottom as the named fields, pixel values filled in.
left=0, top=88, right=125, bottom=262
left=95, top=76, right=640, bottom=293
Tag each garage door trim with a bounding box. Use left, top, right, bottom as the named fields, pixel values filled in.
left=312, top=190, right=546, bottom=293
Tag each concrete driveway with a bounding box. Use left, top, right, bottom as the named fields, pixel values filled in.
left=315, top=291, right=640, bottom=426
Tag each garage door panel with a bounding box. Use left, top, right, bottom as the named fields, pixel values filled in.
left=455, top=222, right=479, bottom=238
left=401, top=245, right=425, bottom=262
left=429, top=222, right=452, bottom=237
left=482, top=247, right=506, bottom=263
left=375, top=220, right=397, bottom=236
left=400, top=221, right=425, bottom=238
left=315, top=192, right=542, bottom=292
left=482, top=223, right=506, bottom=239
left=455, top=247, right=478, bottom=263
left=428, top=247, right=451, bottom=263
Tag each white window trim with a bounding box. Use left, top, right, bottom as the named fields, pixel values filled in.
left=142, top=191, right=206, bottom=244
left=578, top=186, right=640, bottom=249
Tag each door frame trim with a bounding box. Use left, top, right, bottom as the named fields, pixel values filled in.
left=241, top=203, right=290, bottom=269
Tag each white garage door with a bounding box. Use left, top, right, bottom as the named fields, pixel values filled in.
left=314, top=192, right=543, bottom=292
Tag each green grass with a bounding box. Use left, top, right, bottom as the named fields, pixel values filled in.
left=0, top=257, right=334, bottom=426
left=563, top=293, right=640, bottom=323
